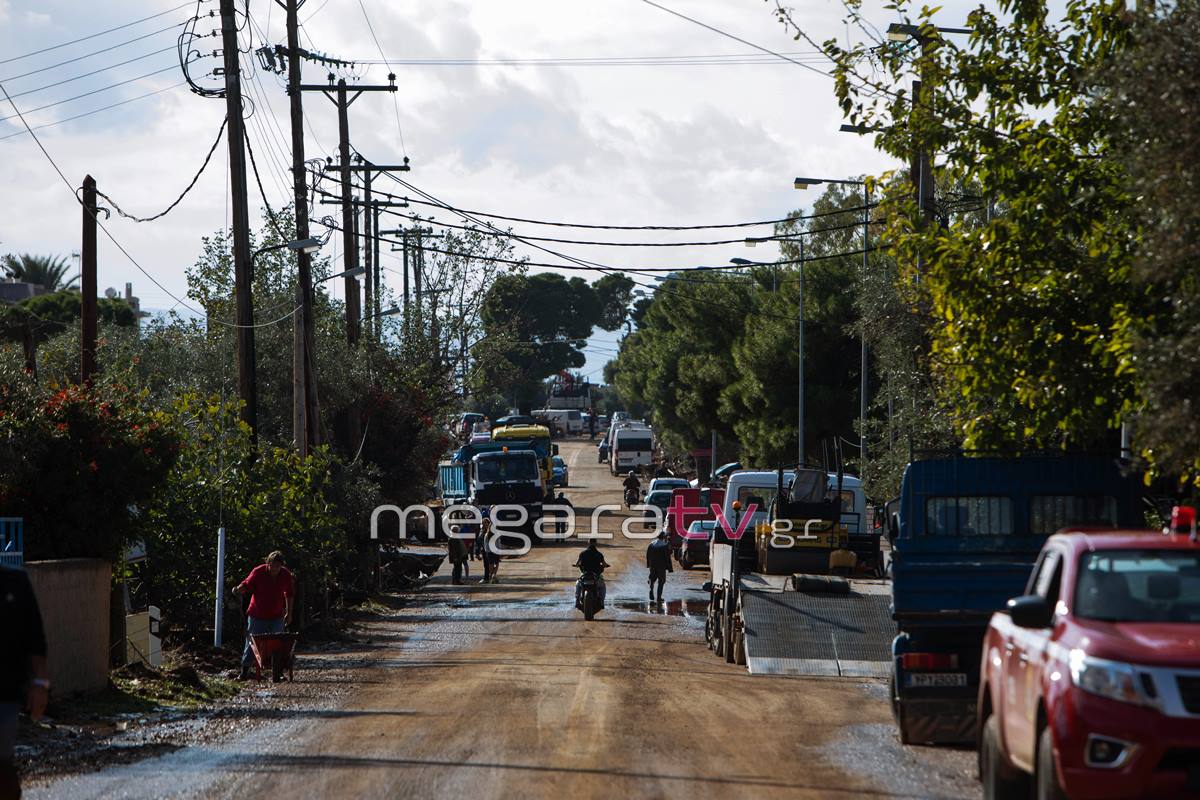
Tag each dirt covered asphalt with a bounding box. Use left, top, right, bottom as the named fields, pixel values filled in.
left=28, top=441, right=979, bottom=799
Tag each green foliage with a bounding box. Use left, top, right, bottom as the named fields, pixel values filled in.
left=1, top=253, right=77, bottom=290
left=477, top=271, right=626, bottom=407
left=1099, top=1, right=1200, bottom=492
left=0, top=291, right=135, bottom=346
left=819, top=0, right=1143, bottom=451
left=0, top=363, right=178, bottom=561
left=134, top=393, right=345, bottom=634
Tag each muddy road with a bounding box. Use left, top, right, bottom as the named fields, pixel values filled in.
left=31, top=441, right=979, bottom=799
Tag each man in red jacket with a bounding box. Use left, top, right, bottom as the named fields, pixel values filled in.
left=233, top=551, right=294, bottom=680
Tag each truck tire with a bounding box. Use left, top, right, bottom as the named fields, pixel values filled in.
left=1035, top=727, right=1067, bottom=800
left=733, top=629, right=746, bottom=666
left=713, top=616, right=725, bottom=657
left=723, top=620, right=735, bottom=664
left=890, top=675, right=915, bottom=745
left=981, top=715, right=1028, bottom=800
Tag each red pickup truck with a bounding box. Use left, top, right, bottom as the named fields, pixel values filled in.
left=978, top=509, right=1200, bottom=799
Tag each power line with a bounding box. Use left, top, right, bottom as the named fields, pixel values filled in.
left=355, top=0, right=408, bottom=158
left=0, top=83, right=297, bottom=331
left=0, top=82, right=187, bottom=141
left=637, top=0, right=832, bottom=78
left=0, top=1, right=201, bottom=66
left=5, top=46, right=180, bottom=100
left=0, top=65, right=183, bottom=124
left=95, top=116, right=227, bottom=222
left=0, top=20, right=193, bottom=83
left=345, top=52, right=837, bottom=67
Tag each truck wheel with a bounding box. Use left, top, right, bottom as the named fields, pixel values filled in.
left=733, top=630, right=746, bottom=666
left=1035, top=727, right=1067, bottom=800
left=713, top=615, right=725, bottom=657
left=890, top=674, right=915, bottom=745
left=722, top=612, right=735, bottom=664
left=981, top=715, right=1028, bottom=800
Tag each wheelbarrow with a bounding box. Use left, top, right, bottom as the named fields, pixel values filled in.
left=249, top=632, right=299, bottom=682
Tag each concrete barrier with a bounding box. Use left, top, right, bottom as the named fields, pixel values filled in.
left=25, top=559, right=111, bottom=696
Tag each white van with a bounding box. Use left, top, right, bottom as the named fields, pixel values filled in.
left=610, top=424, right=654, bottom=475
left=719, top=470, right=864, bottom=532
left=542, top=408, right=582, bottom=436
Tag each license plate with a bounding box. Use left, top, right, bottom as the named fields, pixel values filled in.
left=905, top=672, right=968, bottom=688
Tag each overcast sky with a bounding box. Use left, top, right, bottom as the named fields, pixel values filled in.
left=0, top=0, right=983, bottom=381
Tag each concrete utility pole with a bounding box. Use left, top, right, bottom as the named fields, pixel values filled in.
left=281, top=0, right=319, bottom=455
left=80, top=175, right=98, bottom=384
left=219, top=0, right=257, bottom=438
left=361, top=161, right=374, bottom=341
left=299, top=73, right=397, bottom=344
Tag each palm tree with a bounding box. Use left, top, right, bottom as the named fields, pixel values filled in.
left=1, top=253, right=78, bottom=291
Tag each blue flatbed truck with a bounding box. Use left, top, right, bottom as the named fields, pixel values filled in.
left=887, top=455, right=1144, bottom=744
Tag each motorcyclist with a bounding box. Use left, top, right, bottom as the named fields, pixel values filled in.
left=622, top=470, right=641, bottom=504
left=574, top=540, right=611, bottom=609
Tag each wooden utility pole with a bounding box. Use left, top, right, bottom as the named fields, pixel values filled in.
left=299, top=73, right=397, bottom=344
left=362, top=163, right=373, bottom=341
left=281, top=0, right=319, bottom=455
left=219, top=0, right=258, bottom=438
left=80, top=175, right=98, bottom=384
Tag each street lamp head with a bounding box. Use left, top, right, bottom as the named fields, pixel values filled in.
left=794, top=177, right=824, bottom=190
left=729, top=258, right=754, bottom=266
left=288, top=237, right=323, bottom=254
left=886, top=22, right=918, bottom=42
left=326, top=266, right=366, bottom=281
left=378, top=305, right=402, bottom=318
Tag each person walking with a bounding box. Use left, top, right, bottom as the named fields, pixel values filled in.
left=232, top=551, right=294, bottom=680
left=447, top=525, right=468, bottom=586
left=646, top=530, right=674, bottom=603
left=588, top=409, right=597, bottom=440
left=481, top=521, right=501, bottom=584
left=554, top=491, right=573, bottom=536
left=1, top=565, right=48, bottom=800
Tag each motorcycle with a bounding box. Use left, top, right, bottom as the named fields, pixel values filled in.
left=576, top=571, right=603, bottom=620
left=624, top=486, right=639, bottom=508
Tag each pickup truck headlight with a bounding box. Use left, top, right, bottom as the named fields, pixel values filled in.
left=1068, top=650, right=1154, bottom=708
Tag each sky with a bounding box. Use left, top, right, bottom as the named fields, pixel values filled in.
left=0, top=0, right=982, bottom=382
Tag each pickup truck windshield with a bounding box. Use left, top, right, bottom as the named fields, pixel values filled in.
left=476, top=458, right=539, bottom=483
left=1075, top=550, right=1200, bottom=623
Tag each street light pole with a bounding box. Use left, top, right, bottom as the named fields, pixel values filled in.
left=798, top=236, right=805, bottom=465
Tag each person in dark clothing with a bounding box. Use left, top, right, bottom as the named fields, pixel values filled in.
left=447, top=525, right=468, bottom=585
left=587, top=410, right=597, bottom=440
left=646, top=530, right=674, bottom=602
left=1, top=565, right=48, bottom=800
left=554, top=491, right=573, bottom=535
left=480, top=519, right=501, bottom=584
left=574, top=540, right=610, bottom=608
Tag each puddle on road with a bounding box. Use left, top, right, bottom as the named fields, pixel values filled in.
left=613, top=598, right=709, bottom=618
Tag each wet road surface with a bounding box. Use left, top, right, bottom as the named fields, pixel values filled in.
left=30, top=441, right=979, bottom=799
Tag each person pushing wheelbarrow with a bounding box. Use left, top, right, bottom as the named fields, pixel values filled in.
left=233, top=551, right=294, bottom=680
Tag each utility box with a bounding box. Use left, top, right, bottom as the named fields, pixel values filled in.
left=125, top=605, right=162, bottom=668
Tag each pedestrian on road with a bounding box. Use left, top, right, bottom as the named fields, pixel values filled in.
left=646, top=530, right=674, bottom=603
left=447, top=525, right=468, bottom=586
left=1, top=565, right=48, bottom=800
left=554, top=491, right=573, bottom=535
left=232, top=551, right=294, bottom=680
left=481, top=521, right=501, bottom=584
left=588, top=409, right=597, bottom=440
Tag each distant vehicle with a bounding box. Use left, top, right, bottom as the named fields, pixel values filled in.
left=596, top=414, right=610, bottom=431
left=456, top=412, right=485, bottom=439
left=643, top=489, right=674, bottom=530
left=468, top=431, right=492, bottom=444
left=888, top=455, right=1144, bottom=745
left=597, top=439, right=609, bottom=463
left=494, top=414, right=537, bottom=428
left=611, top=411, right=630, bottom=424
left=648, top=477, right=689, bottom=498
left=551, top=455, right=569, bottom=487
left=490, top=424, right=556, bottom=501
left=713, top=462, right=743, bottom=484
left=609, top=424, right=654, bottom=476
left=719, top=470, right=796, bottom=569
left=680, top=520, right=716, bottom=569
left=542, top=408, right=583, bottom=436
left=979, top=510, right=1197, bottom=800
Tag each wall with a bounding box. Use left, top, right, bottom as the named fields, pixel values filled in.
left=25, top=559, right=111, bottom=696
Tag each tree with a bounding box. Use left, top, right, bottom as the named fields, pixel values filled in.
left=477, top=272, right=619, bottom=408
left=2, top=253, right=78, bottom=290
left=1100, top=0, right=1200, bottom=491
left=0, top=291, right=135, bottom=347
left=784, top=0, right=1144, bottom=452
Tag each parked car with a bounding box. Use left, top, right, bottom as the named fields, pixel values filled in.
left=647, top=477, right=689, bottom=499
left=978, top=508, right=1200, bottom=800
left=679, top=519, right=715, bottom=569
left=551, top=455, right=569, bottom=487
left=642, top=489, right=673, bottom=530
left=597, top=440, right=609, bottom=463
